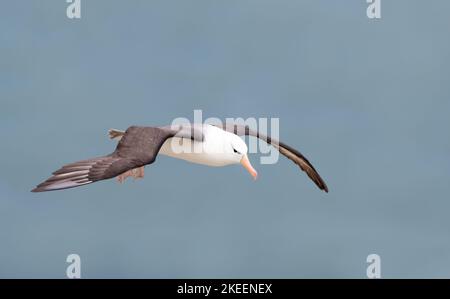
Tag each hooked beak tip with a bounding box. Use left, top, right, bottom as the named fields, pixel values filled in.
left=240, top=155, right=258, bottom=181
left=252, top=172, right=258, bottom=181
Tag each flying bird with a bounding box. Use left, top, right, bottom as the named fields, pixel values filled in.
left=31, top=123, right=328, bottom=192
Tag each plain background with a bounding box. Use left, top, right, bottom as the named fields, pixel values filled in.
left=1, top=0, right=449, bottom=278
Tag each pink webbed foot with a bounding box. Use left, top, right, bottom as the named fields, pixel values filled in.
left=116, top=167, right=145, bottom=183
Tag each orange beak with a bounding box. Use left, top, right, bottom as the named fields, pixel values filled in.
left=240, top=154, right=258, bottom=180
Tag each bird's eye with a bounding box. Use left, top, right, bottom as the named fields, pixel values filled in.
left=233, top=148, right=240, bottom=154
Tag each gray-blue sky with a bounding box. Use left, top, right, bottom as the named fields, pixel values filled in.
left=1, top=0, right=450, bottom=278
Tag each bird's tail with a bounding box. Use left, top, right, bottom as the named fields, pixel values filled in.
left=108, top=129, right=125, bottom=141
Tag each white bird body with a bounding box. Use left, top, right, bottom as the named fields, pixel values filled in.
left=158, top=124, right=245, bottom=167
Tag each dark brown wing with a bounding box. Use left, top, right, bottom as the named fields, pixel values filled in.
left=219, top=124, right=328, bottom=193
left=31, top=126, right=174, bottom=192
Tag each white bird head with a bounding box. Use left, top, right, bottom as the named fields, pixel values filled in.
left=228, top=134, right=258, bottom=180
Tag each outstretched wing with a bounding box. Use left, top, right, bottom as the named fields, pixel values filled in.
left=31, top=126, right=176, bottom=192
left=218, top=124, right=328, bottom=193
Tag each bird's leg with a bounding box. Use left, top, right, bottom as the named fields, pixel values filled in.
left=117, top=170, right=133, bottom=183
left=133, top=166, right=145, bottom=179
left=116, top=167, right=145, bottom=183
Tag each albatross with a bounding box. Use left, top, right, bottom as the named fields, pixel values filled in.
left=31, top=123, right=328, bottom=193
